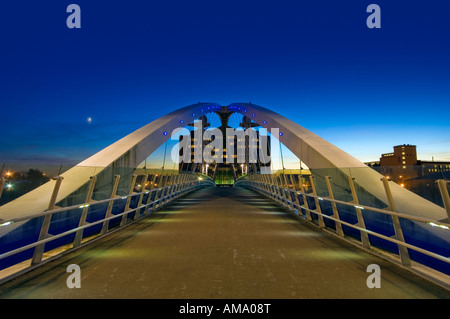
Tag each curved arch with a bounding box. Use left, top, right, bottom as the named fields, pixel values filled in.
left=231, top=102, right=447, bottom=222
left=0, top=102, right=447, bottom=224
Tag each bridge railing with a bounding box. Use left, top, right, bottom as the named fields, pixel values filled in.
left=0, top=172, right=214, bottom=282
left=236, top=173, right=450, bottom=288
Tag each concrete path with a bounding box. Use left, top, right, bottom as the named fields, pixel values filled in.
left=0, top=187, right=448, bottom=299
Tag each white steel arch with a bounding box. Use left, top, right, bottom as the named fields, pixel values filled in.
left=0, top=102, right=447, bottom=224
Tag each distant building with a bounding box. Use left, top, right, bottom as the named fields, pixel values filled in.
left=380, top=144, right=417, bottom=168
left=365, top=144, right=450, bottom=206
left=179, top=108, right=270, bottom=185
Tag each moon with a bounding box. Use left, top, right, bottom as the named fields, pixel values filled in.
left=87, top=117, right=92, bottom=123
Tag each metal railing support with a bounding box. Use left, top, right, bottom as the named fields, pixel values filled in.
left=348, top=176, right=371, bottom=249
left=381, top=177, right=411, bottom=266
left=154, top=175, right=168, bottom=209
left=100, top=175, right=121, bottom=235
left=289, top=175, right=301, bottom=212
left=437, top=179, right=450, bottom=222
left=298, top=175, right=312, bottom=221
left=73, top=175, right=98, bottom=247
left=281, top=174, right=290, bottom=206
left=31, top=176, right=63, bottom=265
left=134, top=175, right=148, bottom=220
left=309, top=176, right=325, bottom=228
left=120, top=174, right=137, bottom=227
left=325, top=176, right=344, bottom=237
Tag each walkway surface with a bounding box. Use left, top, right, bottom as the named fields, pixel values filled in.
left=0, top=187, right=448, bottom=299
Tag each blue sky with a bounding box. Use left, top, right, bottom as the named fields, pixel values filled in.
left=0, top=0, right=449, bottom=170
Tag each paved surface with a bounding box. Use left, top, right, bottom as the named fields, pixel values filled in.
left=0, top=187, right=448, bottom=299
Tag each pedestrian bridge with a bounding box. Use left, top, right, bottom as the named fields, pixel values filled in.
left=0, top=102, right=449, bottom=298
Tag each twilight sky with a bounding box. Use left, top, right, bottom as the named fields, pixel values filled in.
left=0, top=0, right=449, bottom=170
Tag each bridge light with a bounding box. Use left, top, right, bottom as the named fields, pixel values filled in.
left=0, top=221, right=13, bottom=227
left=252, top=113, right=256, bottom=117
left=180, top=120, right=184, bottom=124
left=279, top=132, right=284, bottom=136
left=263, top=121, right=267, bottom=124
left=427, top=222, right=449, bottom=229
left=163, top=131, right=168, bottom=136
left=5, top=183, right=13, bottom=189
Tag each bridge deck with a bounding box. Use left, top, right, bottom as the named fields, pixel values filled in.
left=0, top=187, right=448, bottom=299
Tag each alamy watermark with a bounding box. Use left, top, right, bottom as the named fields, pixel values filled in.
left=64, top=4, right=381, bottom=30
left=66, top=264, right=81, bottom=288
left=366, top=264, right=381, bottom=288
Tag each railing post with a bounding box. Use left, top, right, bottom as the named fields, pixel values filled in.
left=162, top=174, right=170, bottom=203
left=174, top=174, right=183, bottom=195
left=381, top=177, right=411, bottom=266
left=261, top=174, right=266, bottom=189
left=154, top=175, right=167, bottom=209
left=288, top=174, right=300, bottom=211
left=73, top=175, right=98, bottom=247
left=162, top=175, right=173, bottom=205
left=263, top=174, right=270, bottom=193
left=146, top=174, right=158, bottom=214
left=175, top=174, right=184, bottom=196
left=31, top=176, right=63, bottom=265
left=309, top=175, right=325, bottom=228
left=282, top=174, right=292, bottom=209
left=134, top=174, right=148, bottom=221
left=276, top=175, right=285, bottom=204
left=101, top=175, right=121, bottom=235
left=179, top=173, right=187, bottom=193
left=267, top=174, right=274, bottom=199
left=325, top=176, right=344, bottom=237
left=120, top=174, right=137, bottom=227
left=268, top=175, right=276, bottom=199
left=348, top=176, right=371, bottom=249
left=437, top=179, right=450, bottom=222
left=168, top=174, right=178, bottom=199
left=298, top=175, right=312, bottom=221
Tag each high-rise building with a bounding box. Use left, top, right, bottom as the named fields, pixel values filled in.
left=178, top=107, right=270, bottom=185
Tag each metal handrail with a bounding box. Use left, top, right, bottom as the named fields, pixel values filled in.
left=240, top=180, right=450, bottom=228
left=0, top=176, right=214, bottom=276
left=1, top=183, right=185, bottom=225
left=239, top=179, right=450, bottom=268
left=0, top=182, right=202, bottom=261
